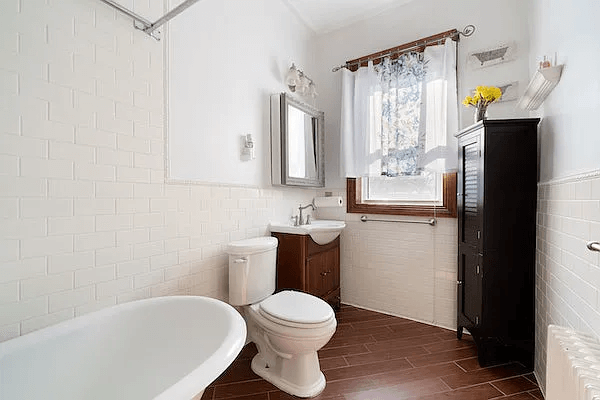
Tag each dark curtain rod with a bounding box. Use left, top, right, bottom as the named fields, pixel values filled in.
left=331, top=25, right=475, bottom=72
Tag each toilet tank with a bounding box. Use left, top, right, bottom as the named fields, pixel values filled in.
left=227, top=237, right=278, bottom=306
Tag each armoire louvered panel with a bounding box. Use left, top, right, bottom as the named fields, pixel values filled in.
left=462, top=141, right=480, bottom=247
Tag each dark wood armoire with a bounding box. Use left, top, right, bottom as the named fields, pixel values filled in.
left=456, top=118, right=540, bottom=369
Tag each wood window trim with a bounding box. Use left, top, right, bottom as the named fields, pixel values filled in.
left=346, top=173, right=457, bottom=218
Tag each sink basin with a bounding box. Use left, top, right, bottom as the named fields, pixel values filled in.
left=269, top=220, right=346, bottom=245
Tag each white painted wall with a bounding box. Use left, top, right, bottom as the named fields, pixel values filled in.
left=167, top=0, right=317, bottom=186
left=313, top=0, right=531, bottom=329
left=529, top=0, right=600, bottom=392
left=530, top=0, right=600, bottom=183
left=0, top=0, right=316, bottom=342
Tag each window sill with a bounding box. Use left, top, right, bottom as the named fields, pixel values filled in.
left=346, top=173, right=457, bottom=218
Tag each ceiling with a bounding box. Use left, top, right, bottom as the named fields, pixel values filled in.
left=282, top=0, right=416, bottom=34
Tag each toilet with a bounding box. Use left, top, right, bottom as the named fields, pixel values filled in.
left=227, top=237, right=337, bottom=398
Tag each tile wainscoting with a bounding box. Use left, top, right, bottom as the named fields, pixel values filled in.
left=534, top=170, right=600, bottom=392
left=317, top=192, right=458, bottom=330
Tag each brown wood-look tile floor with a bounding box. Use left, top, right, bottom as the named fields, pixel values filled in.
left=201, top=305, right=543, bottom=400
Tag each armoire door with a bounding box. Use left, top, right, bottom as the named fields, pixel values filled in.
left=457, top=134, right=483, bottom=335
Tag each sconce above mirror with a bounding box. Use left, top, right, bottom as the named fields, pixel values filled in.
left=271, top=93, right=325, bottom=188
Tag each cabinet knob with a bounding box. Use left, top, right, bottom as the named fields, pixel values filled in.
left=320, top=271, right=329, bottom=277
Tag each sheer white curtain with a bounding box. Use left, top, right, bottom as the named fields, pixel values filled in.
left=340, top=61, right=379, bottom=178
left=418, top=38, right=459, bottom=173
left=340, top=38, right=458, bottom=177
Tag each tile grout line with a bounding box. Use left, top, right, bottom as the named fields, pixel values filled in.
left=454, top=360, right=469, bottom=373
left=488, top=381, right=508, bottom=397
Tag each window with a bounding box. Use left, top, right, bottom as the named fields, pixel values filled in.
left=364, top=172, right=442, bottom=204
left=347, top=173, right=457, bottom=218
left=340, top=30, right=459, bottom=218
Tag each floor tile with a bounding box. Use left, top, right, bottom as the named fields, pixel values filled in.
left=198, top=386, right=214, bottom=400
left=207, top=305, right=540, bottom=400
left=407, top=346, right=478, bottom=368
left=369, top=362, right=464, bottom=386
left=527, top=388, right=544, bottom=399
left=344, top=345, right=429, bottom=366
left=455, top=357, right=483, bottom=372
left=323, top=333, right=377, bottom=349
left=320, top=356, right=348, bottom=370
left=490, top=376, right=538, bottom=395
left=331, top=324, right=393, bottom=339
left=213, top=379, right=277, bottom=399
left=423, top=338, right=476, bottom=353
left=351, top=315, right=411, bottom=330
left=343, top=377, right=450, bottom=400
left=324, top=357, right=412, bottom=381
left=499, top=393, right=536, bottom=399
left=313, top=376, right=377, bottom=398
left=440, top=363, right=529, bottom=390
left=213, top=359, right=260, bottom=385
left=366, top=333, right=443, bottom=352
left=410, top=383, right=503, bottom=399
left=237, top=343, right=258, bottom=360
left=319, top=343, right=370, bottom=359
left=523, top=373, right=538, bottom=385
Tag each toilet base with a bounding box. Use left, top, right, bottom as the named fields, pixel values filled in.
left=251, top=353, right=326, bottom=398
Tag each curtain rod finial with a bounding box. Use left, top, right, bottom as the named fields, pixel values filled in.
left=461, top=25, right=475, bottom=37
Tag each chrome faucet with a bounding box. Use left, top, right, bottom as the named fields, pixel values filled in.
left=298, top=203, right=315, bottom=225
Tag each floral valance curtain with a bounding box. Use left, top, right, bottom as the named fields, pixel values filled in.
left=377, top=54, right=427, bottom=176
left=340, top=38, right=458, bottom=178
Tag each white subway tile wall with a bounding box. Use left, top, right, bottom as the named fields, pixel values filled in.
left=534, top=173, right=600, bottom=391
left=0, top=0, right=316, bottom=341
left=316, top=191, right=458, bottom=330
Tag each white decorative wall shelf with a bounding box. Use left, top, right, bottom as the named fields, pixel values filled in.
left=517, top=65, right=564, bottom=110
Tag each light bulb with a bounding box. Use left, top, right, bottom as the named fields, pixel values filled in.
left=285, top=64, right=300, bottom=90
left=308, top=82, right=318, bottom=98
left=297, top=74, right=309, bottom=95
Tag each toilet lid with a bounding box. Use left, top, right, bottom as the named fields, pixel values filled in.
left=259, top=290, right=334, bottom=324
left=227, top=237, right=278, bottom=256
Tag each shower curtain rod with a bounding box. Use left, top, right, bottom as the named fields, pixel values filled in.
left=98, top=0, right=202, bottom=40
left=331, top=24, right=475, bottom=72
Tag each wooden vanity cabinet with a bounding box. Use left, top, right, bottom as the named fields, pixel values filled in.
left=271, top=232, right=341, bottom=309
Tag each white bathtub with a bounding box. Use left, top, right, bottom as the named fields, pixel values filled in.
left=0, top=296, right=247, bottom=400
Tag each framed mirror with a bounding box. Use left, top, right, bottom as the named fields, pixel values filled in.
left=271, top=93, right=325, bottom=187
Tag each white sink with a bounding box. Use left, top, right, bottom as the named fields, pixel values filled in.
left=269, top=220, right=346, bottom=245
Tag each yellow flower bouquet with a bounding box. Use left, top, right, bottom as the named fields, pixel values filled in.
left=463, top=86, right=503, bottom=122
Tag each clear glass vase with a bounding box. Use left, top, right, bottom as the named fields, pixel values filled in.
left=474, top=106, right=488, bottom=123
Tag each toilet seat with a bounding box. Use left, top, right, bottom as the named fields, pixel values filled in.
left=257, top=291, right=335, bottom=329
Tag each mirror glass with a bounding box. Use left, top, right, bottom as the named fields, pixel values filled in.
left=287, top=104, right=317, bottom=179
left=271, top=93, right=324, bottom=187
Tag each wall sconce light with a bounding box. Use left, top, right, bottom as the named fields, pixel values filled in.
left=285, top=63, right=317, bottom=98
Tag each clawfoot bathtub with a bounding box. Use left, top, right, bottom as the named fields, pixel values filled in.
left=0, top=296, right=246, bottom=400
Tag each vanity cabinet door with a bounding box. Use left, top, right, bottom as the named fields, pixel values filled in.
left=306, top=252, right=329, bottom=297
left=306, top=245, right=339, bottom=298
left=324, top=245, right=339, bottom=295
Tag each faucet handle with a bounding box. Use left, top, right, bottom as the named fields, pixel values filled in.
left=305, top=214, right=311, bottom=225
left=290, top=215, right=299, bottom=226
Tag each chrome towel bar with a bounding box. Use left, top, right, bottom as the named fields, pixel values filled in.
left=587, top=241, right=600, bottom=252
left=360, top=215, right=436, bottom=226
